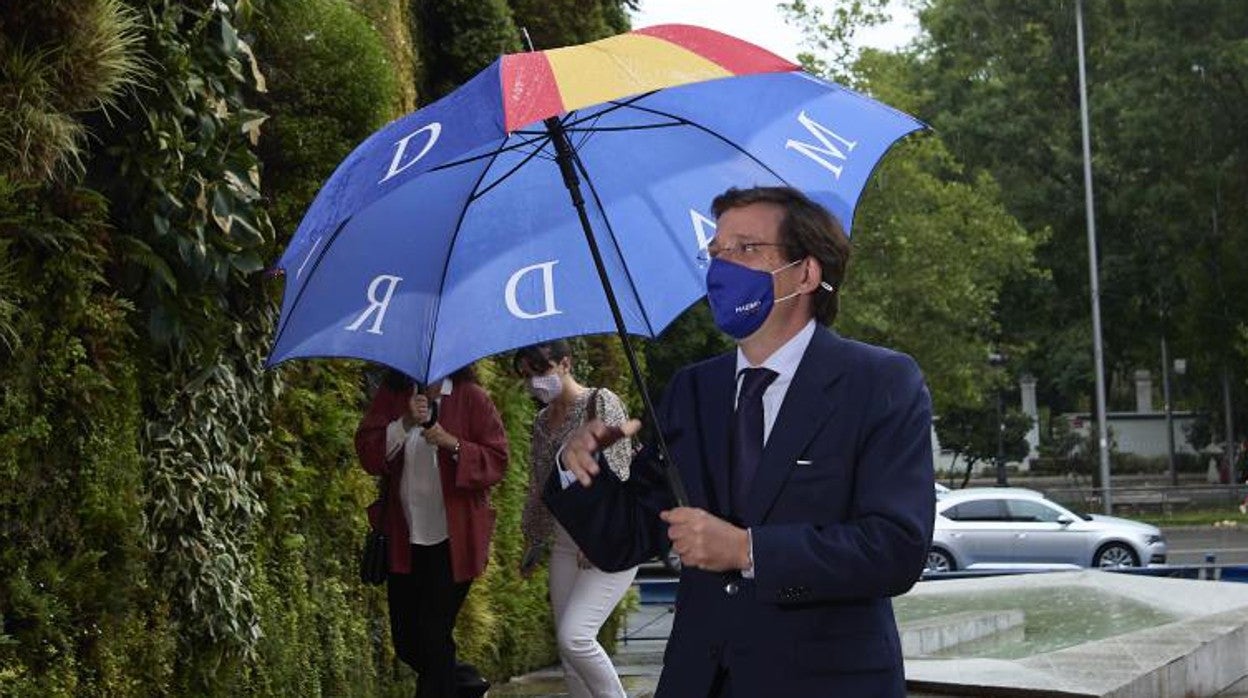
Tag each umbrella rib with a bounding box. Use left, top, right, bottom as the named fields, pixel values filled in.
left=509, top=92, right=662, bottom=138
left=560, top=92, right=657, bottom=128
left=424, top=140, right=513, bottom=380
left=268, top=218, right=351, bottom=355
left=559, top=123, right=684, bottom=134
left=566, top=147, right=659, bottom=337
left=611, top=102, right=794, bottom=186
left=429, top=131, right=551, bottom=174
left=469, top=133, right=555, bottom=203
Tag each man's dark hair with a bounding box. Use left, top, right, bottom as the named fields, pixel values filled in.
left=512, top=339, right=573, bottom=376
left=711, top=186, right=851, bottom=325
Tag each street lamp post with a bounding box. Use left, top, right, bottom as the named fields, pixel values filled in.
left=1076, top=0, right=1113, bottom=514
left=1162, top=335, right=1178, bottom=485
left=989, top=351, right=1008, bottom=486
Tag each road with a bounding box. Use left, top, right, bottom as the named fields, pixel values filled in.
left=1162, top=525, right=1248, bottom=565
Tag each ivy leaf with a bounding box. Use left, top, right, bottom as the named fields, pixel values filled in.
left=210, top=188, right=233, bottom=235
left=230, top=251, right=264, bottom=274
left=238, top=110, right=267, bottom=146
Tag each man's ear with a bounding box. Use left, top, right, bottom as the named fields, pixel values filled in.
left=802, top=256, right=824, bottom=294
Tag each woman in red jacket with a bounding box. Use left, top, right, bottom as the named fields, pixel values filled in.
left=356, top=366, right=508, bottom=698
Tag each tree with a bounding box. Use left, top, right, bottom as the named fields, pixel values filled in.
left=938, top=404, right=1032, bottom=488
left=779, top=4, right=1042, bottom=412
left=910, top=0, right=1248, bottom=426
left=510, top=0, right=632, bottom=49
left=411, top=0, right=521, bottom=101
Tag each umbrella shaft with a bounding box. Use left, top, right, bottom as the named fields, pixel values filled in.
left=545, top=117, right=585, bottom=206
left=542, top=117, right=689, bottom=507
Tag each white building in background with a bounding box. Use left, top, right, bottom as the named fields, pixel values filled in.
left=933, top=368, right=1198, bottom=477
left=1020, top=374, right=1040, bottom=461
left=1064, top=368, right=1200, bottom=458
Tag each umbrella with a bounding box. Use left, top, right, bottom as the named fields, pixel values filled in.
left=267, top=24, right=926, bottom=504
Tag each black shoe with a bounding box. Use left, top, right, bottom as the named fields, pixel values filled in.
left=455, top=662, right=489, bottom=698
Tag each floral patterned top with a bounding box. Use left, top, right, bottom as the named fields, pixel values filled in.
left=521, top=387, right=631, bottom=554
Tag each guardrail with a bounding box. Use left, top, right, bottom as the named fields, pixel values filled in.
left=1037, top=483, right=1248, bottom=514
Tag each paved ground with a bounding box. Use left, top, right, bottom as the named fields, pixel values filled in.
left=489, top=603, right=669, bottom=698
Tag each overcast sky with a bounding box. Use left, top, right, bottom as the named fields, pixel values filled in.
left=628, top=0, right=919, bottom=62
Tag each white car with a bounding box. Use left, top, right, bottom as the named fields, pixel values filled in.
left=927, top=487, right=1167, bottom=573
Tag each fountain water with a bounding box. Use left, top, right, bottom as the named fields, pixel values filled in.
left=899, top=570, right=1248, bottom=697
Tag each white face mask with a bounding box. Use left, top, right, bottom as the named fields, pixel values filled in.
left=527, top=373, right=562, bottom=404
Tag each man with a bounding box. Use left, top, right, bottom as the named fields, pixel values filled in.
left=544, top=186, right=935, bottom=697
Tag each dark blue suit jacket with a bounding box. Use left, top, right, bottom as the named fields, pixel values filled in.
left=544, top=327, right=935, bottom=697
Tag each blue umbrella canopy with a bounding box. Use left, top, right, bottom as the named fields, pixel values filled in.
left=267, top=25, right=925, bottom=384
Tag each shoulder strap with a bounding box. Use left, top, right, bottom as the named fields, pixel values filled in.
left=585, top=388, right=602, bottom=422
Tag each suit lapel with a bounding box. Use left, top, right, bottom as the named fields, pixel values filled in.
left=694, top=353, right=736, bottom=517
left=743, top=328, right=847, bottom=524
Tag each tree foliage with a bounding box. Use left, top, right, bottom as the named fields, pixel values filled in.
left=255, top=0, right=400, bottom=238
left=510, top=0, right=633, bottom=49
left=411, top=0, right=521, bottom=101
left=780, top=0, right=894, bottom=84
left=0, top=178, right=175, bottom=697
left=91, top=0, right=273, bottom=353
left=0, top=0, right=148, bottom=183
left=839, top=130, right=1038, bottom=412
left=781, top=6, right=1040, bottom=413
left=1, top=0, right=644, bottom=693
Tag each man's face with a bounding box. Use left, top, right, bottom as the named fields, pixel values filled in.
left=710, top=202, right=790, bottom=272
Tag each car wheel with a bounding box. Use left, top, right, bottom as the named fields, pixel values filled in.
left=1093, top=542, right=1140, bottom=568
left=926, top=548, right=956, bottom=573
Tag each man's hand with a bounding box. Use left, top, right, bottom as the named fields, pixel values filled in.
left=559, top=418, right=641, bottom=487
left=660, top=507, right=750, bottom=572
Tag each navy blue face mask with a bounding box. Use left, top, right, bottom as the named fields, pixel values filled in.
left=705, top=257, right=803, bottom=339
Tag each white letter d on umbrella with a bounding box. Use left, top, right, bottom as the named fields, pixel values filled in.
left=505, top=261, right=562, bottom=320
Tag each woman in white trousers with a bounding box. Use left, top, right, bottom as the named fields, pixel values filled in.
left=515, top=341, right=639, bottom=698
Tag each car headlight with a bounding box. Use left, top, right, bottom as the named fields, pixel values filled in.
left=1146, top=534, right=1164, bottom=545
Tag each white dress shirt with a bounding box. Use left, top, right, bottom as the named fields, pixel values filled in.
left=735, top=319, right=817, bottom=444
left=384, top=378, right=453, bottom=545
left=735, top=319, right=816, bottom=577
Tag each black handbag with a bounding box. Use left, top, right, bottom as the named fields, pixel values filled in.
left=359, top=475, right=390, bottom=586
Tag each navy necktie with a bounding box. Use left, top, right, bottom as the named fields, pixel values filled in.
left=731, top=367, right=779, bottom=518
